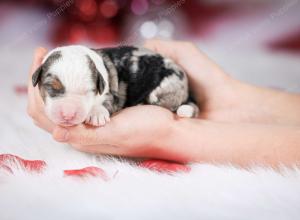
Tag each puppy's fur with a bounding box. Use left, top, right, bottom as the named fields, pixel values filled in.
left=32, top=45, right=199, bottom=126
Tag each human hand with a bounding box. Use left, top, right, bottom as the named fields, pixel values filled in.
left=51, top=105, right=189, bottom=161
left=26, top=48, right=183, bottom=160
left=144, top=39, right=300, bottom=125
left=27, top=47, right=55, bottom=133
left=27, top=42, right=300, bottom=163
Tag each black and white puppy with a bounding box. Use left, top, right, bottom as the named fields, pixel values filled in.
left=32, top=45, right=199, bottom=127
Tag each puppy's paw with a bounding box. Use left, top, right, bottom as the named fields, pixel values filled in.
left=176, top=103, right=199, bottom=118
left=85, top=106, right=110, bottom=127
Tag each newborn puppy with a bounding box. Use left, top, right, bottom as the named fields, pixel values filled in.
left=32, top=45, right=199, bottom=127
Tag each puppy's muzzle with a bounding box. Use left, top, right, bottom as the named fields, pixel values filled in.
left=49, top=97, right=87, bottom=126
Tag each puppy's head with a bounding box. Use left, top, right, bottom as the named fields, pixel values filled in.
left=32, top=45, right=108, bottom=126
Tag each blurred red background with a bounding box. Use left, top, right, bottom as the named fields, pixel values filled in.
left=0, top=0, right=299, bottom=94
left=0, top=0, right=299, bottom=51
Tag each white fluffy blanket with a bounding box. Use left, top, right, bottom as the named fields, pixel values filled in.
left=1, top=76, right=300, bottom=220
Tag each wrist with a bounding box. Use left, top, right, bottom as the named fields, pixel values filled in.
left=161, top=117, right=206, bottom=162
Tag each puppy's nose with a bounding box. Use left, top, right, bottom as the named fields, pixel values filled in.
left=60, top=106, right=77, bottom=121
left=61, top=111, right=76, bottom=121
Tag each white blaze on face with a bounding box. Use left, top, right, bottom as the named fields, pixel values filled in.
left=43, top=45, right=109, bottom=126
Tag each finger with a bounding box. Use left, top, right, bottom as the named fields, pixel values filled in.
left=52, top=124, right=117, bottom=146
left=71, top=143, right=123, bottom=155
left=28, top=47, right=47, bottom=103
left=144, top=39, right=207, bottom=70
left=33, top=114, right=55, bottom=133
left=146, top=39, right=227, bottom=81
left=27, top=47, right=54, bottom=132
left=143, top=38, right=161, bottom=51
left=32, top=117, right=54, bottom=133
left=144, top=39, right=177, bottom=60
left=29, top=47, right=48, bottom=77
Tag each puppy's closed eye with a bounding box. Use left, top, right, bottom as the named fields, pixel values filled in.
left=43, top=75, right=65, bottom=97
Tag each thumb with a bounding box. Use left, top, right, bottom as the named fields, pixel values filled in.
left=30, top=47, right=48, bottom=76
left=52, top=126, right=70, bottom=142
left=144, top=39, right=177, bottom=60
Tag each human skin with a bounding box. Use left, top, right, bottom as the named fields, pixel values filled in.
left=27, top=40, right=300, bottom=167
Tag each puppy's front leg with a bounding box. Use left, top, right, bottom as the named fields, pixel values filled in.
left=85, top=103, right=110, bottom=127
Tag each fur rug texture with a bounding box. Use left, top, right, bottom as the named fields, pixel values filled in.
left=1, top=56, right=300, bottom=220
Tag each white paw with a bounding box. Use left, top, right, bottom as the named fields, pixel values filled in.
left=176, top=105, right=195, bottom=118
left=85, top=106, right=110, bottom=127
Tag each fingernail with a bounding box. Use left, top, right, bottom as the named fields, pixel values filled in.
left=53, top=127, right=69, bottom=142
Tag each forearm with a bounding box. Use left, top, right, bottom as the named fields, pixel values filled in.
left=237, top=82, right=300, bottom=125
left=261, top=88, right=300, bottom=125
left=165, top=118, right=300, bottom=167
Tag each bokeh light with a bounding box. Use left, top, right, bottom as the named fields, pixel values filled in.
left=157, top=19, right=174, bottom=38
left=131, top=0, right=149, bottom=16
left=140, top=21, right=157, bottom=39
left=100, top=0, right=119, bottom=18
left=75, top=0, right=98, bottom=21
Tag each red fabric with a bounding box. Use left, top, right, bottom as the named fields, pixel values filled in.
left=139, top=159, right=191, bottom=174
left=0, top=154, right=109, bottom=180
left=64, top=166, right=108, bottom=180
left=14, top=85, right=27, bottom=95
left=0, top=154, right=191, bottom=180
left=0, top=154, right=46, bottom=173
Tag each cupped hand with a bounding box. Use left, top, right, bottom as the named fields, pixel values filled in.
left=27, top=47, right=55, bottom=133
left=27, top=41, right=300, bottom=161
left=51, top=105, right=187, bottom=160
left=26, top=42, right=264, bottom=159
left=144, top=39, right=285, bottom=124
left=27, top=48, right=180, bottom=159
left=144, top=39, right=238, bottom=120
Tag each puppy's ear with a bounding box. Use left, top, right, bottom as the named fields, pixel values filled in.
left=32, top=65, right=43, bottom=87
left=97, top=72, right=106, bottom=95
left=86, top=54, right=107, bottom=95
